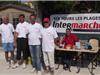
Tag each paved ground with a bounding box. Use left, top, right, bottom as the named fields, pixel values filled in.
left=0, top=48, right=100, bottom=75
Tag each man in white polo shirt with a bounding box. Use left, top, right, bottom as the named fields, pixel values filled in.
left=27, top=13, right=43, bottom=75
left=41, top=17, right=58, bottom=75
left=0, top=16, right=15, bottom=69
left=13, top=14, right=29, bottom=69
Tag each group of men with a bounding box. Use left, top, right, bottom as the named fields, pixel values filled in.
left=0, top=13, right=79, bottom=75
left=0, top=13, right=59, bottom=75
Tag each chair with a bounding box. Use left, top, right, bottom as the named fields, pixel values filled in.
left=88, top=38, right=100, bottom=74
left=89, top=38, right=99, bottom=51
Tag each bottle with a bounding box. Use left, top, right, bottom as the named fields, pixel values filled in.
left=28, top=57, right=32, bottom=64
left=75, top=42, right=81, bottom=49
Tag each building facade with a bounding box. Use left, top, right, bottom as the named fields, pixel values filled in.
left=0, top=4, right=35, bottom=28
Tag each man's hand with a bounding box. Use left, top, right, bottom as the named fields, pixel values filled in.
left=14, top=41, right=17, bottom=48
left=54, top=37, right=60, bottom=46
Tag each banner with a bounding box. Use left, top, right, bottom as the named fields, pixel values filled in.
left=50, top=14, right=100, bottom=34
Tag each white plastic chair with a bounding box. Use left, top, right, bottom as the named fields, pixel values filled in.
left=89, top=39, right=99, bottom=51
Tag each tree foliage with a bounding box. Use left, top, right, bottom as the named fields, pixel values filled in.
left=38, top=1, right=100, bottom=17
left=38, top=1, right=75, bottom=17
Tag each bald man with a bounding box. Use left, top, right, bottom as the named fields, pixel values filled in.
left=0, top=16, right=15, bottom=69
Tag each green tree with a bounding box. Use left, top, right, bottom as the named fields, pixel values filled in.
left=38, top=1, right=75, bottom=17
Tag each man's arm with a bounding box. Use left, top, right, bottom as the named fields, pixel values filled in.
left=54, top=37, right=60, bottom=46
left=14, top=32, right=18, bottom=48
left=74, top=34, right=79, bottom=42
left=0, top=34, right=2, bottom=44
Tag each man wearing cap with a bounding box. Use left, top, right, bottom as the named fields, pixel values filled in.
left=41, top=17, right=58, bottom=75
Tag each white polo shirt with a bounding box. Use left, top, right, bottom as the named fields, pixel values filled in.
left=16, top=21, right=29, bottom=38
left=0, top=23, right=14, bottom=43
left=27, top=22, right=43, bottom=45
left=41, top=26, right=58, bottom=52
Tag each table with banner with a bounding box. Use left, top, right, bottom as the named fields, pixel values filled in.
left=55, top=46, right=100, bottom=75
left=51, top=13, right=100, bottom=75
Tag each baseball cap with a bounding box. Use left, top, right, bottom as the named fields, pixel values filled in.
left=43, top=17, right=50, bottom=22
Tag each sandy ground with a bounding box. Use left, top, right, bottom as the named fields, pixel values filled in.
left=0, top=48, right=100, bottom=75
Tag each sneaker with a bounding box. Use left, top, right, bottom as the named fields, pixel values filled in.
left=44, top=66, right=49, bottom=73
left=12, top=63, right=19, bottom=69
left=10, top=60, right=14, bottom=68
left=22, top=63, right=26, bottom=69
left=50, top=68, right=54, bottom=75
left=30, top=68, right=36, bottom=73
left=37, top=71, right=42, bottom=75
left=6, top=62, right=11, bottom=69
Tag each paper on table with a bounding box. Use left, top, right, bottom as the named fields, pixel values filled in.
left=75, top=42, right=81, bottom=49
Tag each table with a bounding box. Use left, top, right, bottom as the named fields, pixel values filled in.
left=55, top=46, right=100, bottom=75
